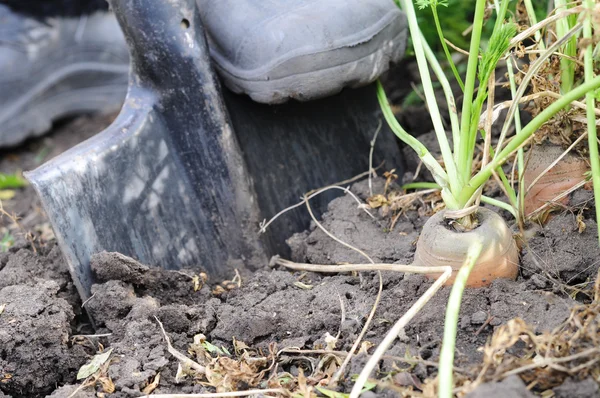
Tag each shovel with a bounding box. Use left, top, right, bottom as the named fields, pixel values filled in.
left=25, top=0, right=404, bottom=303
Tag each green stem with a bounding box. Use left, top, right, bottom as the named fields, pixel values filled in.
left=506, top=58, right=525, bottom=222
left=377, top=82, right=459, bottom=209
left=431, top=7, right=464, bottom=91
left=486, top=141, right=518, bottom=209
left=555, top=0, right=576, bottom=95
left=480, top=195, right=517, bottom=218
left=523, top=0, right=544, bottom=49
left=438, top=241, right=483, bottom=398
left=402, top=182, right=441, bottom=190
left=458, top=75, right=600, bottom=206
left=399, top=0, right=462, bottom=197
left=457, top=0, right=487, bottom=182
left=583, top=0, right=600, bottom=246
left=421, top=33, right=461, bottom=158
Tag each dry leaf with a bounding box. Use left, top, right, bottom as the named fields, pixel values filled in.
left=293, top=281, right=313, bottom=290
left=142, top=373, right=160, bottom=395
left=98, top=376, right=115, bottom=394
left=77, top=348, right=113, bottom=380
left=367, top=194, right=388, bottom=209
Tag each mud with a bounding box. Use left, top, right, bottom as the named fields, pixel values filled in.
left=522, top=212, right=600, bottom=286
left=0, top=279, right=87, bottom=397
left=1, top=172, right=589, bottom=397
left=1, top=114, right=599, bottom=397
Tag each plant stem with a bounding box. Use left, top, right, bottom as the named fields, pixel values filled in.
left=480, top=195, right=517, bottom=218
left=523, top=0, right=544, bottom=49
left=495, top=23, right=583, bottom=157
left=376, top=82, right=459, bottom=209
left=459, top=75, right=600, bottom=206
left=457, top=0, right=487, bottom=183
left=506, top=58, right=525, bottom=223
left=401, top=183, right=516, bottom=217
left=402, top=182, right=441, bottom=190
left=438, top=241, right=483, bottom=398
left=399, top=0, right=462, bottom=197
left=421, top=33, right=461, bottom=157
left=431, top=7, right=464, bottom=91
left=555, top=0, right=576, bottom=95
left=583, top=0, right=600, bottom=245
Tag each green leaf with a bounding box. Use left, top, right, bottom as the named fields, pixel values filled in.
left=202, top=340, right=225, bottom=355
left=77, top=348, right=113, bottom=380
left=0, top=232, right=14, bottom=253
left=415, top=0, right=431, bottom=9
left=0, top=173, right=27, bottom=189
left=478, top=23, right=517, bottom=85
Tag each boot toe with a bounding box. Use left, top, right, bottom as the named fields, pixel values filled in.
left=199, top=0, right=407, bottom=103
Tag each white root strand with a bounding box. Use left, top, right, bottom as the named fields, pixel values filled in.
left=273, top=258, right=452, bottom=398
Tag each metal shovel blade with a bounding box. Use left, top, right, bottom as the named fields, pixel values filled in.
left=25, top=0, right=267, bottom=301
left=25, top=0, right=404, bottom=303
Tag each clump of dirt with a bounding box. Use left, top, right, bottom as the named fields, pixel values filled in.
left=0, top=242, right=80, bottom=312
left=465, top=376, right=534, bottom=398
left=0, top=280, right=87, bottom=397
left=554, top=378, right=599, bottom=398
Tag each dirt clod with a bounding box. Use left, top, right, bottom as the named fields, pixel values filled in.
left=0, top=281, right=87, bottom=397
left=466, top=376, right=535, bottom=398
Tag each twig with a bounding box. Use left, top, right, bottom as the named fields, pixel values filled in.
left=300, top=192, right=382, bottom=387
left=136, top=389, right=288, bottom=398
left=154, top=316, right=205, bottom=374
left=509, top=6, right=584, bottom=46
left=259, top=183, right=378, bottom=234
left=369, top=120, right=383, bottom=197
left=72, top=333, right=112, bottom=339
left=277, top=348, right=471, bottom=374
left=302, top=192, right=374, bottom=264
left=67, top=378, right=93, bottom=398
left=528, top=178, right=588, bottom=218
left=274, top=258, right=449, bottom=274
left=335, top=294, right=346, bottom=341
left=500, top=347, right=600, bottom=378
left=81, top=293, right=96, bottom=308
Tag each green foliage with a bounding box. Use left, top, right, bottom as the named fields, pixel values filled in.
left=416, top=0, right=473, bottom=51
left=0, top=231, right=14, bottom=252
left=478, top=23, right=516, bottom=85
left=415, top=0, right=448, bottom=9
left=0, top=173, right=27, bottom=189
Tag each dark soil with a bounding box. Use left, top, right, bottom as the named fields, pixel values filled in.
left=1, top=105, right=599, bottom=396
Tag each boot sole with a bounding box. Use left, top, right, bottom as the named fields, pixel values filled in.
left=0, top=62, right=128, bottom=148
left=211, top=20, right=407, bottom=104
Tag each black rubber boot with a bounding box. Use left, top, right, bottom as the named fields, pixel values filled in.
left=0, top=2, right=128, bottom=148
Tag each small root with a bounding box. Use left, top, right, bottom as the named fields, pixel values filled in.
left=155, top=316, right=205, bottom=375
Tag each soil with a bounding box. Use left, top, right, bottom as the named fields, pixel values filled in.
left=1, top=95, right=600, bottom=396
